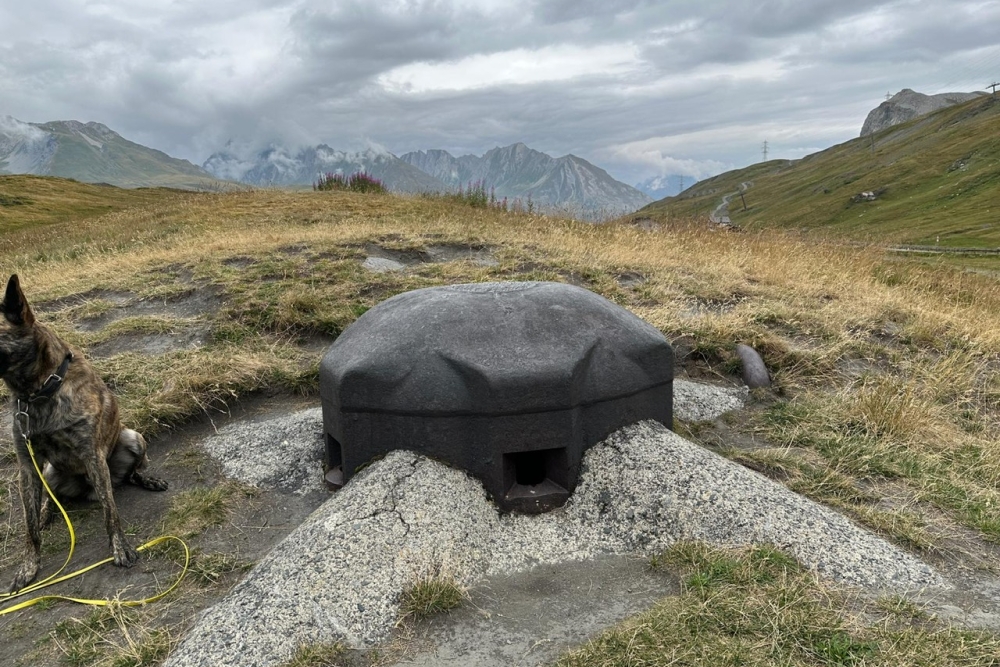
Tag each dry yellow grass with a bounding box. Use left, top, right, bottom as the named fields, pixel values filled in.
left=2, top=179, right=1000, bottom=665
left=1, top=186, right=999, bottom=546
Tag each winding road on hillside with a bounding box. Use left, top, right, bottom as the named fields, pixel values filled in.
left=709, top=181, right=752, bottom=225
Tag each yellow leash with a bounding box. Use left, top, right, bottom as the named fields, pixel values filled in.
left=0, top=437, right=189, bottom=616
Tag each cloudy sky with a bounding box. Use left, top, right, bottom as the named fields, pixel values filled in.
left=3, top=0, right=999, bottom=186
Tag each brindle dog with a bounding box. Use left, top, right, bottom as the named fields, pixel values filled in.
left=0, top=275, right=168, bottom=592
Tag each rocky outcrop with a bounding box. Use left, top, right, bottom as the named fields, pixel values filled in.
left=860, top=89, right=985, bottom=136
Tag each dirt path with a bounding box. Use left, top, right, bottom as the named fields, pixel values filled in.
left=709, top=181, right=752, bottom=224
left=0, top=393, right=329, bottom=667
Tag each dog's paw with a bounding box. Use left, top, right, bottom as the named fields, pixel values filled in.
left=112, top=539, right=140, bottom=568
left=9, top=559, right=40, bottom=593
left=39, top=500, right=55, bottom=529
left=131, top=471, right=169, bottom=492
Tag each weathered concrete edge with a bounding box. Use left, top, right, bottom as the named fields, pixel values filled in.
left=164, top=420, right=945, bottom=667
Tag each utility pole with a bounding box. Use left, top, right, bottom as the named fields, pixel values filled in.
left=989, top=82, right=1000, bottom=97
left=761, top=140, right=769, bottom=162
left=678, top=175, right=685, bottom=194
left=885, top=91, right=892, bottom=101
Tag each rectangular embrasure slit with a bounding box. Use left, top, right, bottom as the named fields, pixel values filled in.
left=503, top=447, right=570, bottom=509
left=325, top=433, right=345, bottom=489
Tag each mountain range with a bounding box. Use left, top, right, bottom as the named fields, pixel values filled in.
left=1, top=114, right=653, bottom=216
left=397, top=143, right=652, bottom=215
left=21, top=87, right=978, bottom=222
left=203, top=142, right=651, bottom=217
left=202, top=144, right=444, bottom=193
left=0, top=116, right=217, bottom=189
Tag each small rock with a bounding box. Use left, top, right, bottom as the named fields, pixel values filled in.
left=735, top=344, right=770, bottom=388
left=362, top=257, right=406, bottom=273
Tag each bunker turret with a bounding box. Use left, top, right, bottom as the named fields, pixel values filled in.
left=319, top=281, right=673, bottom=513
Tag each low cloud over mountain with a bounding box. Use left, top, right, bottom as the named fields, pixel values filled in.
left=0, top=117, right=216, bottom=189
left=400, top=143, right=652, bottom=216
left=203, top=144, right=444, bottom=193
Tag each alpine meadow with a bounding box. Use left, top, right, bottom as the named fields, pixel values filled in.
left=1, top=161, right=1000, bottom=664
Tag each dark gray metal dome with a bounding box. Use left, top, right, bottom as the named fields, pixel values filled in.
left=320, top=281, right=673, bottom=513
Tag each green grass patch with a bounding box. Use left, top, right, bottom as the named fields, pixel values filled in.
left=279, top=642, right=348, bottom=667
left=638, top=95, right=1000, bottom=248
left=0, top=193, right=32, bottom=206
left=0, top=175, right=188, bottom=233
left=162, top=482, right=252, bottom=538
left=558, top=543, right=1000, bottom=667
left=398, top=576, right=467, bottom=622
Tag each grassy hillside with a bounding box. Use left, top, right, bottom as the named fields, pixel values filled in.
left=1, top=177, right=999, bottom=665
left=0, top=175, right=191, bottom=232
left=640, top=94, right=1000, bottom=247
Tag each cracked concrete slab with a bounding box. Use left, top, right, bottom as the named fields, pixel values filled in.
left=165, top=418, right=944, bottom=667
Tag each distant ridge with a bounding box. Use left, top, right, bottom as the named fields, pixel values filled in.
left=203, top=144, right=445, bottom=193
left=0, top=114, right=651, bottom=216
left=0, top=117, right=218, bottom=189
left=400, top=143, right=652, bottom=217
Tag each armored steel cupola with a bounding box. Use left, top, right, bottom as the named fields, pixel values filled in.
left=319, top=281, right=673, bottom=513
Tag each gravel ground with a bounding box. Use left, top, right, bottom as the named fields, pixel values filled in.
left=199, top=406, right=327, bottom=495
left=672, top=378, right=747, bottom=421
left=164, top=383, right=944, bottom=667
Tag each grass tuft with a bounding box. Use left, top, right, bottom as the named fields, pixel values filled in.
left=314, top=171, right=386, bottom=194
left=162, top=481, right=251, bottom=538
left=397, top=576, right=467, bottom=622
left=51, top=603, right=174, bottom=667
left=279, top=642, right=348, bottom=667
left=187, top=551, right=254, bottom=586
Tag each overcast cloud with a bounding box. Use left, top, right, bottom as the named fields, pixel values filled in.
left=2, top=0, right=999, bottom=185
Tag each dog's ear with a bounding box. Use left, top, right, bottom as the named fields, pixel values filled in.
left=2, top=275, right=35, bottom=326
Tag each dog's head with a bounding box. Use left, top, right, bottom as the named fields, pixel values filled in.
left=0, top=274, right=36, bottom=376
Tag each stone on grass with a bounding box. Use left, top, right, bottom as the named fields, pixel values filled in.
left=735, top=343, right=770, bottom=388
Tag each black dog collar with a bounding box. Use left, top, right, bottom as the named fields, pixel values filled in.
left=27, top=352, right=74, bottom=403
